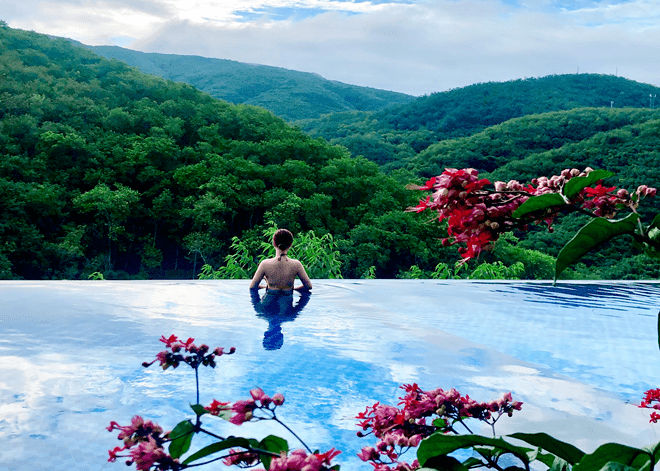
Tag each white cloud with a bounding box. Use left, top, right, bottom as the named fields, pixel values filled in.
left=4, top=0, right=660, bottom=95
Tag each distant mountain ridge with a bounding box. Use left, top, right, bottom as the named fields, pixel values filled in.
left=84, top=45, right=415, bottom=121
left=296, top=73, right=660, bottom=169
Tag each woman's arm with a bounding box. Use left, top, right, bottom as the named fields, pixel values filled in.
left=294, top=262, right=313, bottom=291
left=249, top=262, right=267, bottom=290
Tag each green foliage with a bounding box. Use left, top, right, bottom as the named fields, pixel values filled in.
left=199, top=223, right=343, bottom=280
left=489, top=233, right=556, bottom=280
left=397, top=259, right=525, bottom=280
left=467, top=261, right=525, bottom=280
left=361, top=265, right=377, bottom=279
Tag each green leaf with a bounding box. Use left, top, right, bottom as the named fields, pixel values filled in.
left=512, top=193, right=566, bottom=219
left=555, top=213, right=639, bottom=279
left=530, top=450, right=564, bottom=468
left=595, top=462, right=638, bottom=471
left=509, top=432, right=585, bottom=465
left=258, top=435, right=289, bottom=470
left=643, top=439, right=660, bottom=464
left=182, top=436, right=259, bottom=465
left=417, top=433, right=530, bottom=467
left=190, top=404, right=207, bottom=416
left=572, top=443, right=650, bottom=471
left=549, top=456, right=571, bottom=471
left=421, top=456, right=468, bottom=471
left=461, top=457, right=485, bottom=468
left=169, top=420, right=195, bottom=460
left=562, top=170, right=615, bottom=200
left=648, top=214, right=660, bottom=231
left=432, top=418, right=448, bottom=428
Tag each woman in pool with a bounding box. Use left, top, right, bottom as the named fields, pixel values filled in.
left=249, top=229, right=313, bottom=292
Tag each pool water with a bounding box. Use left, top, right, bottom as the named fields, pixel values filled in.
left=1, top=280, right=659, bottom=471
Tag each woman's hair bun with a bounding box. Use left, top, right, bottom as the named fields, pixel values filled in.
left=273, top=229, right=294, bottom=250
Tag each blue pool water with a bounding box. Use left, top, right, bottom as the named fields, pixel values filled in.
left=1, top=280, right=659, bottom=471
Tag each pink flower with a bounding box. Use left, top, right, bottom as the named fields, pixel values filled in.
left=230, top=400, right=256, bottom=425
left=272, top=393, right=285, bottom=406
left=268, top=448, right=340, bottom=471
left=222, top=449, right=259, bottom=466
left=129, top=436, right=167, bottom=471
left=250, top=387, right=271, bottom=405
left=358, top=446, right=379, bottom=462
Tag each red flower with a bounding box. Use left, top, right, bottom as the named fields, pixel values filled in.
left=583, top=184, right=615, bottom=197
left=159, top=334, right=178, bottom=348
left=410, top=195, right=431, bottom=213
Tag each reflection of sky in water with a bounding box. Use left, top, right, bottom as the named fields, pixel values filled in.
left=0, top=280, right=659, bottom=471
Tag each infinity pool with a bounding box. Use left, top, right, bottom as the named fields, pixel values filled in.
left=1, top=280, right=659, bottom=471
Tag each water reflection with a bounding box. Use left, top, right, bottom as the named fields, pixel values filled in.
left=249, top=289, right=311, bottom=350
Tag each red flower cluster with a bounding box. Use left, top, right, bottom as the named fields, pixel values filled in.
left=639, top=388, right=660, bottom=423
left=107, top=416, right=179, bottom=471
left=408, top=167, right=657, bottom=262
left=356, top=384, right=522, bottom=471
left=142, top=334, right=235, bottom=370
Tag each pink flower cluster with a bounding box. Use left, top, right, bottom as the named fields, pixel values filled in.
left=107, top=416, right=179, bottom=471
left=408, top=167, right=657, bottom=262
left=356, top=384, right=522, bottom=471
left=269, top=448, right=341, bottom=471
left=209, top=387, right=285, bottom=425
left=142, top=334, right=235, bottom=370
left=639, top=388, right=660, bottom=423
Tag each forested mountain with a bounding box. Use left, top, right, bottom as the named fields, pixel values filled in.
left=80, top=44, right=415, bottom=121
left=297, top=74, right=660, bottom=169
left=0, top=25, right=447, bottom=280
left=3, top=24, right=660, bottom=280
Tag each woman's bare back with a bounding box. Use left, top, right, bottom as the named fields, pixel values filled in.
left=250, top=256, right=312, bottom=291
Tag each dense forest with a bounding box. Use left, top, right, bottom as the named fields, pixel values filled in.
left=0, top=25, right=449, bottom=280
left=2, top=24, right=660, bottom=280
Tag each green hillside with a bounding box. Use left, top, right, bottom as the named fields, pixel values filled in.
left=0, top=26, right=447, bottom=280
left=84, top=45, right=415, bottom=121
left=298, top=74, right=660, bottom=169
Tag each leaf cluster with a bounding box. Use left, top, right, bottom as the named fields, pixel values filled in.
left=418, top=431, right=660, bottom=471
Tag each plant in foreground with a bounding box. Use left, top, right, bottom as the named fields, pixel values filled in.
left=408, top=167, right=659, bottom=279
left=109, top=336, right=660, bottom=471
left=108, top=335, right=340, bottom=471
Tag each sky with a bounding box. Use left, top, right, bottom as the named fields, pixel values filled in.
left=3, top=0, right=660, bottom=96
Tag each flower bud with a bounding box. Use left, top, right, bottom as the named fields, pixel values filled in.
left=272, top=393, right=285, bottom=406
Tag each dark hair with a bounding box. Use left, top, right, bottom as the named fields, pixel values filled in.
left=273, top=229, right=294, bottom=251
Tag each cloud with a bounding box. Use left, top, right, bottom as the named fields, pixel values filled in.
left=5, top=0, right=660, bottom=95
